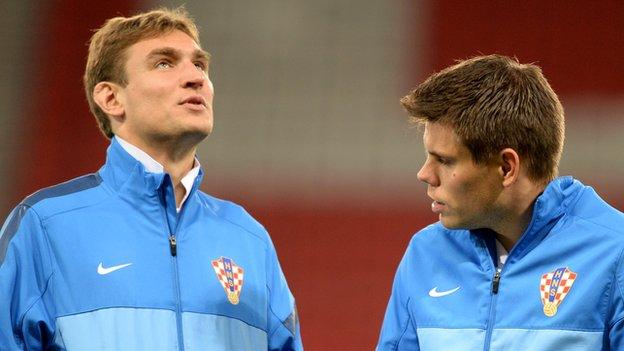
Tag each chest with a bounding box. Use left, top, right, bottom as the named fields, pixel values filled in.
left=407, top=231, right=616, bottom=330
left=42, top=210, right=268, bottom=328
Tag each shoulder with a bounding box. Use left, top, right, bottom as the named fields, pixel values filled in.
left=408, top=222, right=459, bottom=247
left=195, top=191, right=270, bottom=244
left=18, top=173, right=109, bottom=219
left=567, top=185, right=624, bottom=235
left=401, top=222, right=473, bottom=265
left=1, top=173, right=107, bottom=261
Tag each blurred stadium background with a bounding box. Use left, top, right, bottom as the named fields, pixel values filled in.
left=1, top=1, right=622, bottom=349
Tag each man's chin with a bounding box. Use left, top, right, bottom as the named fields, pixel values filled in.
left=439, top=216, right=467, bottom=230
left=179, top=128, right=211, bottom=144
left=152, top=127, right=211, bottom=149
left=181, top=120, right=213, bottom=138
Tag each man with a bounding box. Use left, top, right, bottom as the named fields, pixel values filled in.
left=0, top=8, right=302, bottom=350
left=377, top=55, right=624, bottom=350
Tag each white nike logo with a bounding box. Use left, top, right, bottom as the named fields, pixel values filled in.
left=97, top=262, right=132, bottom=275
left=428, top=286, right=460, bottom=297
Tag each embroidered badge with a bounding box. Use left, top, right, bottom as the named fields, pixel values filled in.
left=212, top=257, right=244, bottom=305
left=539, top=267, right=577, bottom=317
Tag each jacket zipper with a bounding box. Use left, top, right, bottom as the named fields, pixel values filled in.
left=480, top=200, right=542, bottom=351
left=169, top=235, right=177, bottom=256
left=170, top=237, right=184, bottom=351
left=491, top=271, right=501, bottom=294
left=483, top=269, right=501, bottom=351
left=159, top=185, right=186, bottom=351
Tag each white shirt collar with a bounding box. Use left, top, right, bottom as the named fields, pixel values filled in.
left=115, top=136, right=201, bottom=212
left=178, top=163, right=201, bottom=211
left=116, top=136, right=164, bottom=173
left=495, top=238, right=509, bottom=271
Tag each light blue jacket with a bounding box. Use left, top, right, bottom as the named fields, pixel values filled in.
left=377, top=177, right=624, bottom=350
left=0, top=139, right=302, bottom=350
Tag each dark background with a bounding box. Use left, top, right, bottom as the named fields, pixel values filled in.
left=1, top=1, right=622, bottom=349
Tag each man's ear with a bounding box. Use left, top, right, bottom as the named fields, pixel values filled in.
left=93, top=82, right=125, bottom=122
left=499, top=148, right=520, bottom=187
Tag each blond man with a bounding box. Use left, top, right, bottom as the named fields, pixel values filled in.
left=0, top=8, right=302, bottom=350
left=377, top=55, right=624, bottom=350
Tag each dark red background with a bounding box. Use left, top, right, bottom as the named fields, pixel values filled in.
left=8, top=1, right=623, bottom=349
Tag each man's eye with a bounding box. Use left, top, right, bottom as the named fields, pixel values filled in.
left=194, top=62, right=207, bottom=71
left=156, top=61, right=172, bottom=69
left=437, top=157, right=450, bottom=165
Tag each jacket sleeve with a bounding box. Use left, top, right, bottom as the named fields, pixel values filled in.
left=608, top=248, right=624, bottom=348
left=265, top=238, right=303, bottom=351
left=0, top=205, right=54, bottom=350
left=376, top=243, right=419, bottom=351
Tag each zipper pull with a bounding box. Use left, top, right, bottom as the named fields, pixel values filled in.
left=169, top=234, right=177, bottom=256
left=491, top=271, right=501, bottom=294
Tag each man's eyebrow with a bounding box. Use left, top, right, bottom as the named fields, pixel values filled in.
left=427, top=150, right=453, bottom=159
left=193, top=49, right=211, bottom=62
left=145, top=47, right=211, bottom=62
left=146, top=47, right=180, bottom=60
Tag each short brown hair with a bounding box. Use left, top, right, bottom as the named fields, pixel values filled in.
left=84, top=7, right=200, bottom=139
left=402, top=54, right=564, bottom=182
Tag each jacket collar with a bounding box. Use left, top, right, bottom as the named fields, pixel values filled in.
left=472, top=176, right=585, bottom=261
left=98, top=138, right=204, bottom=197
left=510, top=176, right=584, bottom=258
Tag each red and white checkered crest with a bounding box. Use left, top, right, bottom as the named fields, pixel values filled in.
left=212, top=257, right=244, bottom=305
left=539, top=267, right=577, bottom=317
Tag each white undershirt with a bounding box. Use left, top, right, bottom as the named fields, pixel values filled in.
left=495, top=239, right=509, bottom=272
left=116, top=136, right=200, bottom=212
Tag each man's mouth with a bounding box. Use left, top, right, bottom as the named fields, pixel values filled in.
left=180, top=96, right=207, bottom=110
left=431, top=200, right=445, bottom=214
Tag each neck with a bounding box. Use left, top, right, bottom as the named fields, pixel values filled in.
left=158, top=150, right=196, bottom=208
left=491, top=178, right=547, bottom=252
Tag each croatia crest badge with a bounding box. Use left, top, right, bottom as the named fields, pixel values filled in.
left=212, top=257, right=244, bottom=305
left=539, top=267, right=577, bottom=317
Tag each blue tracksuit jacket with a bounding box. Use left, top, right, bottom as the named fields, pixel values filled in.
left=377, top=177, right=624, bottom=350
left=0, top=139, right=303, bottom=350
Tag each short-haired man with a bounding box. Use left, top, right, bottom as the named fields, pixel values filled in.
left=377, top=55, right=624, bottom=350
left=0, top=8, right=302, bottom=350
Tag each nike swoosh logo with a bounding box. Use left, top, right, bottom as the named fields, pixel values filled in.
left=428, top=286, right=460, bottom=297
left=97, top=262, right=132, bottom=275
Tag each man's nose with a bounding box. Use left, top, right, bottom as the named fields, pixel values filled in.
left=417, top=161, right=439, bottom=186
left=182, top=63, right=206, bottom=89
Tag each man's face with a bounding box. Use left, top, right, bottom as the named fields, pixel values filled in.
left=117, top=30, right=214, bottom=146
left=417, top=122, right=504, bottom=229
